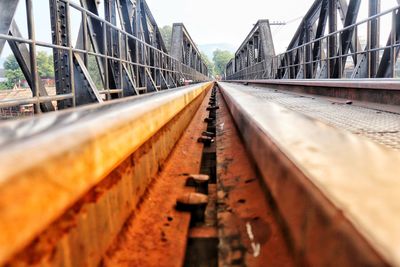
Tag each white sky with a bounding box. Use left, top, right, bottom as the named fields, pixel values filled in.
left=3, top=0, right=400, bottom=57
left=146, top=0, right=316, bottom=52
left=146, top=0, right=399, bottom=53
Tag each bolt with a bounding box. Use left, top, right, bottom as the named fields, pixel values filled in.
left=202, top=131, right=215, bottom=137
left=176, top=192, right=208, bottom=207
left=186, top=174, right=210, bottom=194
left=176, top=192, right=208, bottom=222
left=198, top=136, right=214, bottom=146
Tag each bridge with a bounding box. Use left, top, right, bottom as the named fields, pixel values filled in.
left=0, top=0, right=399, bottom=266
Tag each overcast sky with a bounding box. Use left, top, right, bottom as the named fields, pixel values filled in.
left=146, top=0, right=399, bottom=53
left=146, top=0, right=316, bottom=52
left=3, top=0, right=400, bottom=57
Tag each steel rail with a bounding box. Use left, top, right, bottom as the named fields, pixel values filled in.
left=218, top=81, right=400, bottom=266
left=224, top=79, right=400, bottom=105
left=0, top=93, right=74, bottom=109
left=0, top=81, right=213, bottom=266
left=225, top=79, right=400, bottom=90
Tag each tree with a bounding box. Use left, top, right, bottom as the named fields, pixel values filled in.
left=36, top=51, right=54, bottom=78
left=159, top=25, right=172, bottom=52
left=2, top=52, right=55, bottom=89
left=212, top=49, right=233, bottom=76
left=87, top=56, right=103, bottom=89
left=3, top=55, right=24, bottom=88
left=201, top=52, right=215, bottom=77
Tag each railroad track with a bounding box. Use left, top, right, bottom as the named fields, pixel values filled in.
left=0, top=81, right=400, bottom=266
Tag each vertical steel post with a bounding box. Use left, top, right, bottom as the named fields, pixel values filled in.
left=305, top=23, right=312, bottom=78
left=353, top=25, right=358, bottom=67
left=390, top=9, right=397, bottom=77
left=103, top=21, right=110, bottom=99
left=82, top=11, right=88, bottom=67
left=26, top=0, right=40, bottom=114
left=328, top=0, right=337, bottom=78
left=66, top=1, right=76, bottom=108
left=368, top=0, right=380, bottom=78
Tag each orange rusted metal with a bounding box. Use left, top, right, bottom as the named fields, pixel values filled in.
left=101, top=86, right=214, bottom=267
left=0, top=82, right=213, bottom=266
left=216, top=86, right=295, bottom=267
left=218, top=81, right=400, bottom=266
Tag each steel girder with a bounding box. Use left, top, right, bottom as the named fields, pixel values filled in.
left=226, top=20, right=275, bottom=79
left=0, top=0, right=208, bottom=115
left=8, top=22, right=55, bottom=112
left=225, top=58, right=235, bottom=78
left=376, top=4, right=400, bottom=78
left=331, top=0, right=361, bottom=78
left=0, top=0, right=54, bottom=112
left=50, top=0, right=103, bottom=109
left=171, top=23, right=209, bottom=82
left=227, top=0, right=400, bottom=80
left=0, top=1, right=20, bottom=55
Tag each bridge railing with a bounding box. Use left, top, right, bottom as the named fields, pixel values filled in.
left=0, top=0, right=209, bottom=118
left=226, top=4, right=400, bottom=80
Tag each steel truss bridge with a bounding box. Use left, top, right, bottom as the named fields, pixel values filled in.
left=0, top=1, right=400, bottom=267
left=0, top=0, right=209, bottom=115
left=226, top=0, right=400, bottom=80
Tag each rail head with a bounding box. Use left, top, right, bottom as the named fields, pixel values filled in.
left=225, top=79, right=400, bottom=91
left=224, top=79, right=400, bottom=106
left=0, top=81, right=213, bottom=265
left=218, top=81, right=400, bottom=266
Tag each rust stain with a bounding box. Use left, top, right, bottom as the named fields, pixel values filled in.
left=101, top=86, right=214, bottom=267
left=0, top=82, right=213, bottom=267
left=5, top=84, right=213, bottom=267
left=218, top=82, right=392, bottom=266
left=216, top=86, right=295, bottom=267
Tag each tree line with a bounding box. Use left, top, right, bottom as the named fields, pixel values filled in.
left=0, top=51, right=54, bottom=90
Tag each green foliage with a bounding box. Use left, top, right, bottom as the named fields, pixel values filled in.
left=212, top=49, right=233, bottom=76
left=159, top=25, right=172, bottom=52
left=36, top=51, right=54, bottom=78
left=0, top=82, right=9, bottom=90
left=3, top=54, right=21, bottom=70
left=3, top=55, right=24, bottom=88
left=87, top=56, right=103, bottom=89
left=2, top=52, right=55, bottom=89
left=201, top=52, right=215, bottom=77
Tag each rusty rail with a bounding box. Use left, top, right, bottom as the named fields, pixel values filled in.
left=225, top=79, right=400, bottom=105
left=0, top=81, right=213, bottom=266
left=218, top=81, right=400, bottom=266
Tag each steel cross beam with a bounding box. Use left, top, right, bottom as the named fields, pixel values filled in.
left=226, top=0, right=400, bottom=81
left=0, top=0, right=54, bottom=113
left=331, top=0, right=361, bottom=78
left=0, top=0, right=208, bottom=117
left=50, top=0, right=102, bottom=109
left=225, top=20, right=275, bottom=79
left=0, top=1, right=20, bottom=55
left=171, top=23, right=209, bottom=82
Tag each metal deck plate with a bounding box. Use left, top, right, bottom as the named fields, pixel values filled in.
left=229, top=83, right=400, bottom=150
